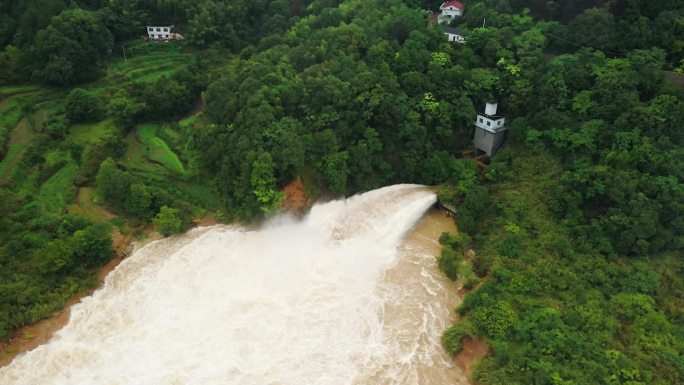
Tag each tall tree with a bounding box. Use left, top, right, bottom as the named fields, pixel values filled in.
left=26, top=8, right=113, bottom=85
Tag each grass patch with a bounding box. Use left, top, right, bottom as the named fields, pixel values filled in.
left=0, top=143, right=28, bottom=180
left=179, top=182, right=222, bottom=210
left=10, top=118, right=38, bottom=145
left=35, top=163, right=78, bottom=212
left=0, top=118, right=37, bottom=181
left=179, top=114, right=199, bottom=129
left=123, top=131, right=166, bottom=174
left=70, top=119, right=116, bottom=143
left=124, top=63, right=181, bottom=82
left=136, top=124, right=185, bottom=174
left=0, top=98, right=22, bottom=128
left=68, top=187, right=116, bottom=223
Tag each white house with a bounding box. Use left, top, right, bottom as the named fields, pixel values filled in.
left=146, top=25, right=181, bottom=41
left=473, top=102, right=508, bottom=156
left=442, top=26, right=465, bottom=44
left=438, top=1, right=464, bottom=24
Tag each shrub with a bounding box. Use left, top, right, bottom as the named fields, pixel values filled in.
left=153, top=206, right=185, bottom=236
left=472, top=301, right=518, bottom=339
left=464, top=276, right=480, bottom=290
left=442, top=324, right=465, bottom=355
left=473, top=253, right=494, bottom=277
left=66, top=88, right=100, bottom=123
left=69, top=224, right=114, bottom=268
left=437, top=246, right=461, bottom=281
left=44, top=117, right=68, bottom=138
left=442, top=320, right=476, bottom=355
left=439, top=232, right=460, bottom=248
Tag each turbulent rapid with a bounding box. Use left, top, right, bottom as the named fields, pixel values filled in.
left=0, top=184, right=467, bottom=385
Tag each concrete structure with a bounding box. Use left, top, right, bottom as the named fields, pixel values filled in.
left=146, top=25, right=183, bottom=41
left=441, top=26, right=465, bottom=44
left=473, top=102, right=507, bottom=156
left=438, top=1, right=464, bottom=24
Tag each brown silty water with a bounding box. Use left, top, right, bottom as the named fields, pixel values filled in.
left=365, top=207, right=467, bottom=384
left=0, top=184, right=468, bottom=385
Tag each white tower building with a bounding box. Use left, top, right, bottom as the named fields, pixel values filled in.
left=473, top=102, right=507, bottom=156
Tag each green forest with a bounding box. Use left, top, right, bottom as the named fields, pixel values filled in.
left=0, top=0, right=683, bottom=383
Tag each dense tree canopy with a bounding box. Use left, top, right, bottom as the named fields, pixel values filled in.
left=26, top=9, right=113, bottom=85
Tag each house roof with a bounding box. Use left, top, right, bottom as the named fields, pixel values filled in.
left=441, top=26, right=464, bottom=35
left=440, top=1, right=464, bottom=10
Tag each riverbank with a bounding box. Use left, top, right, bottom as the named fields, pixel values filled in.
left=0, top=228, right=131, bottom=366
left=1, top=200, right=489, bottom=384
left=456, top=337, right=491, bottom=381
left=0, top=215, right=223, bottom=367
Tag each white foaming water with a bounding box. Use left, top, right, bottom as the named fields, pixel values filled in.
left=0, top=184, right=466, bottom=385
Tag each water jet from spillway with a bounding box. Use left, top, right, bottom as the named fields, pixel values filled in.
left=0, top=184, right=467, bottom=385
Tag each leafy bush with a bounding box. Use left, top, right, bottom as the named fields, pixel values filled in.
left=473, top=253, right=494, bottom=277
left=442, top=324, right=465, bottom=355
left=472, top=301, right=518, bottom=340
left=66, top=88, right=100, bottom=123
left=437, top=246, right=461, bottom=281
left=153, top=206, right=185, bottom=236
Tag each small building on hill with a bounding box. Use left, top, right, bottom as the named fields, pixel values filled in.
left=441, top=26, right=466, bottom=44
left=438, top=1, right=465, bottom=23
left=146, top=25, right=183, bottom=41
left=473, top=102, right=508, bottom=156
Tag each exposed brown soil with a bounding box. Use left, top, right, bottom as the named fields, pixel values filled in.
left=193, top=213, right=221, bottom=227
left=282, top=178, right=310, bottom=215
left=111, top=228, right=133, bottom=258
left=455, top=337, right=491, bottom=381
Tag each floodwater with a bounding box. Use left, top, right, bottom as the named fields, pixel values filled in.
left=0, top=184, right=467, bottom=385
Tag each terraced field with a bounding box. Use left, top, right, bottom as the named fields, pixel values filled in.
left=0, top=118, right=36, bottom=183
left=2, top=46, right=220, bottom=219
left=35, top=163, right=79, bottom=213
left=128, top=124, right=185, bottom=175
left=68, top=187, right=117, bottom=223
left=70, top=119, right=117, bottom=143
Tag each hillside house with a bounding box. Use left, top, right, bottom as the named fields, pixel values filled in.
left=146, top=25, right=183, bottom=41
left=438, top=1, right=464, bottom=24
left=442, top=26, right=465, bottom=43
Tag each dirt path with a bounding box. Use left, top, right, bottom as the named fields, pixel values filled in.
left=67, top=188, right=117, bottom=222
left=664, top=71, right=684, bottom=88
left=193, top=213, right=221, bottom=227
